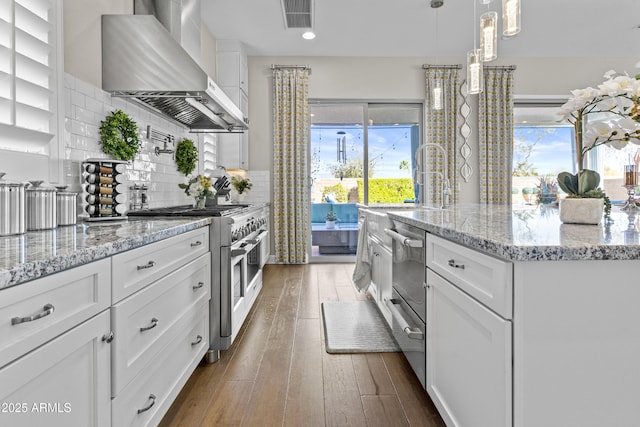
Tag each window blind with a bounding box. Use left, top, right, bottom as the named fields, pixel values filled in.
left=0, top=0, right=59, bottom=140
left=202, top=134, right=217, bottom=176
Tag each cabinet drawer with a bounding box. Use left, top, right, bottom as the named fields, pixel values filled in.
left=0, top=258, right=111, bottom=368
left=426, top=234, right=513, bottom=318
left=111, top=252, right=210, bottom=396
left=112, top=301, right=209, bottom=427
left=111, top=227, right=209, bottom=302
left=0, top=310, right=111, bottom=427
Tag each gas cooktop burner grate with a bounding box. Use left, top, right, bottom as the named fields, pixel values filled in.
left=128, top=204, right=250, bottom=217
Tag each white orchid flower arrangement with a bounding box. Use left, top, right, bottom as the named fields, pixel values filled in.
left=558, top=70, right=640, bottom=170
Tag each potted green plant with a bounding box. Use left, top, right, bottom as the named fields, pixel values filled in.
left=325, top=210, right=337, bottom=229
left=557, top=170, right=611, bottom=224
left=231, top=176, right=252, bottom=194
left=557, top=70, right=640, bottom=223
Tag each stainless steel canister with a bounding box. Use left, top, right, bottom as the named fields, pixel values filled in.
left=0, top=173, right=27, bottom=236
left=26, top=181, right=57, bottom=230
left=56, top=186, right=78, bottom=226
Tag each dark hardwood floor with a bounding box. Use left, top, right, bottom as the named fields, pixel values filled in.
left=159, top=263, right=445, bottom=427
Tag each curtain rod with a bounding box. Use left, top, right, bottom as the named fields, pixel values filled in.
left=271, top=64, right=311, bottom=72
left=422, top=64, right=462, bottom=69
left=484, top=65, right=517, bottom=70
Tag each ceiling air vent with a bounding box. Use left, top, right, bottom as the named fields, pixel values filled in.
left=281, top=0, right=313, bottom=29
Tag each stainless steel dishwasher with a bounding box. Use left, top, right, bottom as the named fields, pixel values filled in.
left=385, top=220, right=426, bottom=388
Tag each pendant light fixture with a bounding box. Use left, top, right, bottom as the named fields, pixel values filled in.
left=480, top=11, right=498, bottom=62
left=467, top=0, right=483, bottom=94
left=467, top=49, right=483, bottom=94
left=431, top=4, right=443, bottom=110
left=502, top=0, right=521, bottom=36
left=432, top=80, right=443, bottom=110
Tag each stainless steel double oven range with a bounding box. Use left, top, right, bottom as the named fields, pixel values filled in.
left=129, top=204, right=270, bottom=363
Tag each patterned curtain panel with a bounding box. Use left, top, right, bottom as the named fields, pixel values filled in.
left=425, top=66, right=460, bottom=206
left=272, top=68, right=310, bottom=264
left=479, top=66, right=516, bottom=204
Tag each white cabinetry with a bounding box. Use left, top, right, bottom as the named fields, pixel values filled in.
left=216, top=40, right=249, bottom=169
left=426, top=233, right=513, bottom=427
left=368, top=236, right=392, bottom=325
left=0, top=259, right=112, bottom=427
left=426, top=270, right=512, bottom=427
left=110, top=227, right=211, bottom=426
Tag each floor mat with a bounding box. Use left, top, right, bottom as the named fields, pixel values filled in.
left=321, top=301, right=400, bottom=353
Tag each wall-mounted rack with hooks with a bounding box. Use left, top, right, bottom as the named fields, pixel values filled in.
left=147, top=125, right=175, bottom=156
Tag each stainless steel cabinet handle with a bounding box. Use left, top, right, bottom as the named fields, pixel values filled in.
left=190, top=240, right=202, bottom=247
left=137, top=260, right=156, bottom=270
left=102, top=331, right=114, bottom=343
left=191, top=335, right=203, bottom=346
left=137, top=394, right=156, bottom=414
left=192, top=281, right=205, bottom=290
left=11, top=304, right=55, bottom=325
left=140, top=318, right=159, bottom=332
left=384, top=228, right=423, bottom=248
left=385, top=299, right=424, bottom=340
left=447, top=259, right=465, bottom=269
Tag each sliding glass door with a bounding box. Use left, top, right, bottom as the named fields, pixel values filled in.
left=309, top=101, right=423, bottom=261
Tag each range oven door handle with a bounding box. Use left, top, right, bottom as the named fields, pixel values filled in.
left=386, top=298, right=424, bottom=340
left=384, top=228, right=423, bottom=248
left=231, top=248, right=247, bottom=257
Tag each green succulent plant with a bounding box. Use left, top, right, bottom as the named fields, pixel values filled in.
left=325, top=210, right=337, bottom=221
left=557, top=169, right=611, bottom=217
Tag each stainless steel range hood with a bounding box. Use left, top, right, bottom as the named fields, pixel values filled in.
left=101, top=14, right=248, bottom=133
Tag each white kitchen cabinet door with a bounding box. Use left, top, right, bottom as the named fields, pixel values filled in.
left=216, top=40, right=248, bottom=96
left=217, top=88, right=248, bottom=169
left=369, top=237, right=392, bottom=326
left=427, top=269, right=512, bottom=427
left=0, top=310, right=111, bottom=427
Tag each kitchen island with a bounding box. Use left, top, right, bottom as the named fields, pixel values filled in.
left=386, top=204, right=640, bottom=427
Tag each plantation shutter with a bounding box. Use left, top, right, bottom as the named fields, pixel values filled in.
left=0, top=0, right=62, bottom=151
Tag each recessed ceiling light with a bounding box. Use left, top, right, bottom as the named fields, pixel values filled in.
left=302, top=31, right=316, bottom=40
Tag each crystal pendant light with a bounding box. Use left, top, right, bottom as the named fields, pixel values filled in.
left=432, top=79, right=443, bottom=110
left=502, top=0, right=521, bottom=36
left=431, top=7, right=443, bottom=110
left=480, top=11, right=498, bottom=62
left=467, top=49, right=483, bottom=94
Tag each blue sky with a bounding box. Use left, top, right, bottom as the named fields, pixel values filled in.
left=514, top=126, right=574, bottom=175
left=311, top=126, right=414, bottom=179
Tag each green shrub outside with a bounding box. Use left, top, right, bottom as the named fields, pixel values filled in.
left=357, top=178, right=414, bottom=203
left=322, top=183, right=348, bottom=202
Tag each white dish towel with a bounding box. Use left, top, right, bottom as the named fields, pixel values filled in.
left=352, top=217, right=371, bottom=292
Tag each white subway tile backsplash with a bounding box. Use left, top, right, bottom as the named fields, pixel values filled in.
left=71, top=91, right=85, bottom=108
left=84, top=96, right=103, bottom=115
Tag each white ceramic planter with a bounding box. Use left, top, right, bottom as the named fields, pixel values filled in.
left=325, top=220, right=336, bottom=229
left=559, top=197, right=604, bottom=225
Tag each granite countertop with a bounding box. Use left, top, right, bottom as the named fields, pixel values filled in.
left=0, top=217, right=211, bottom=290
left=387, top=204, right=640, bottom=261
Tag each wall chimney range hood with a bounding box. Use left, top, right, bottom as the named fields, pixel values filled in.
left=101, top=14, right=248, bottom=133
